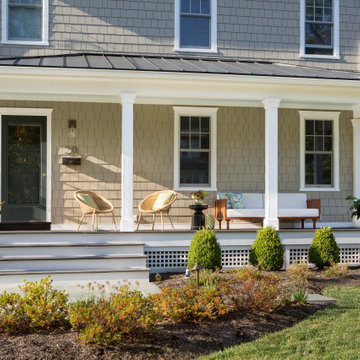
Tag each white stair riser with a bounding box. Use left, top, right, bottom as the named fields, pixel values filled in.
left=0, top=245, right=144, bottom=257
left=0, top=271, right=150, bottom=284
left=0, top=257, right=146, bottom=271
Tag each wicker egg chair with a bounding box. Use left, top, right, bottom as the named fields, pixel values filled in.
left=137, top=190, right=177, bottom=231
left=74, top=190, right=117, bottom=231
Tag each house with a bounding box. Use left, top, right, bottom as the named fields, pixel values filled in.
left=0, top=0, right=359, bottom=282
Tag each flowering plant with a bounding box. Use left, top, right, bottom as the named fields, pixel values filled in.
left=191, top=190, right=209, bottom=202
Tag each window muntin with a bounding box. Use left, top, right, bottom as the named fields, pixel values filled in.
left=8, top=0, right=42, bottom=41
left=180, top=116, right=210, bottom=185
left=305, top=0, right=334, bottom=55
left=305, top=119, right=333, bottom=186
left=180, top=0, right=211, bottom=49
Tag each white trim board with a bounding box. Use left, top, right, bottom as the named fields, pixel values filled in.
left=174, top=0, right=217, bottom=53
left=299, top=0, right=339, bottom=59
left=0, top=108, right=53, bottom=222
left=299, top=110, right=340, bottom=192
left=173, top=106, right=218, bottom=191
left=1, top=0, right=49, bottom=46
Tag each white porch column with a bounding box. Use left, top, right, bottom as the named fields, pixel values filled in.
left=120, top=93, right=136, bottom=232
left=351, top=106, right=360, bottom=227
left=262, top=98, right=281, bottom=230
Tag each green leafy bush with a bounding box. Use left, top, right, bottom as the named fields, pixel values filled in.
left=153, top=283, right=227, bottom=322
left=323, top=262, right=349, bottom=278
left=249, top=226, right=284, bottom=270
left=69, top=285, right=158, bottom=345
left=308, top=227, right=339, bottom=269
left=187, top=228, right=222, bottom=271
left=0, top=276, right=69, bottom=334
left=286, top=263, right=312, bottom=298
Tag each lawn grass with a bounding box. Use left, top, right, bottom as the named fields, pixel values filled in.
left=198, top=286, right=360, bottom=360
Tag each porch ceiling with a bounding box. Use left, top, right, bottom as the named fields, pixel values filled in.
left=1, top=53, right=360, bottom=109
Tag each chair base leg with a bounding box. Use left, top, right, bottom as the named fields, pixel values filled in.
left=152, top=214, right=156, bottom=231
left=112, top=211, right=117, bottom=231
left=167, top=212, right=175, bottom=230
left=160, top=212, right=164, bottom=231
left=136, top=212, right=142, bottom=231
left=77, top=214, right=85, bottom=231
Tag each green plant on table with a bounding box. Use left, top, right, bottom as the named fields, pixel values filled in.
left=346, top=195, right=360, bottom=220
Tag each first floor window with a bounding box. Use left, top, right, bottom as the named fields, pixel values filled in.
left=299, top=111, right=339, bottom=191
left=2, top=0, right=48, bottom=44
left=301, top=0, right=339, bottom=57
left=173, top=107, right=217, bottom=190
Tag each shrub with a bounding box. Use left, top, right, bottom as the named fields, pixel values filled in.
left=249, top=226, right=284, bottom=271
left=153, top=282, right=227, bottom=322
left=293, top=291, right=308, bottom=304
left=69, top=285, right=158, bottom=345
left=308, top=227, right=339, bottom=269
left=189, top=268, right=223, bottom=288
left=187, top=228, right=222, bottom=271
left=323, top=263, right=349, bottom=278
left=225, top=268, right=284, bottom=313
left=287, top=263, right=312, bottom=297
left=0, top=276, right=69, bottom=334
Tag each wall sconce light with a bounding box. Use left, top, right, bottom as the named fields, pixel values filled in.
left=69, top=119, right=77, bottom=138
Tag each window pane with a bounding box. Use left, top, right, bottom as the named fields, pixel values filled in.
left=181, top=0, right=190, bottom=13
left=201, top=117, right=210, bottom=132
left=191, top=135, right=200, bottom=149
left=180, top=151, right=209, bottom=185
left=191, top=117, right=200, bottom=132
left=305, top=23, right=332, bottom=46
left=9, top=0, right=41, bottom=4
left=181, top=134, right=190, bottom=149
left=306, top=136, right=314, bottom=151
left=180, top=116, right=190, bottom=132
left=306, top=0, right=314, bottom=6
left=191, top=0, right=201, bottom=14
left=315, top=136, right=323, bottom=151
left=305, top=47, right=333, bottom=55
left=324, top=7, right=332, bottom=21
left=315, top=0, right=322, bottom=6
left=9, top=6, right=42, bottom=40
left=306, top=6, right=314, bottom=20
left=325, top=0, right=332, bottom=7
left=306, top=120, right=314, bottom=135
left=324, top=120, right=332, bottom=135
left=324, top=136, right=332, bottom=151
left=315, top=120, right=323, bottom=135
left=201, top=0, right=210, bottom=15
left=180, top=16, right=210, bottom=48
left=315, top=6, right=323, bottom=21
left=201, top=134, right=210, bottom=149
left=305, top=153, right=332, bottom=186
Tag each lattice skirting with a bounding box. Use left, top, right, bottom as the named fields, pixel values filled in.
left=288, top=246, right=360, bottom=265
left=145, top=247, right=251, bottom=272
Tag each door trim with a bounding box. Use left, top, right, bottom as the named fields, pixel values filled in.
left=0, top=108, right=52, bottom=222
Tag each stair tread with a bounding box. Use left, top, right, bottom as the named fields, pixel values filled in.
left=0, top=254, right=147, bottom=261
left=0, top=268, right=150, bottom=275
left=0, top=242, right=145, bottom=248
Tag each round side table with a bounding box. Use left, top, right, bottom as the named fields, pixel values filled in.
left=189, top=204, right=208, bottom=230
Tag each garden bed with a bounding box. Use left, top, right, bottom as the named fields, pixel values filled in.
left=1, top=268, right=360, bottom=360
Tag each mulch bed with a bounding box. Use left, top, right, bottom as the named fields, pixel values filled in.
left=1, top=269, right=360, bottom=360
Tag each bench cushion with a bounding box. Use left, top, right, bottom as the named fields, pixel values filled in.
left=217, top=192, right=233, bottom=209
left=227, top=209, right=265, bottom=218
left=242, top=193, right=263, bottom=209
left=278, top=193, right=307, bottom=209
left=278, top=208, right=319, bottom=218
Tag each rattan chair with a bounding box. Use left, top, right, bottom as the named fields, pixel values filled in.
left=137, top=190, right=177, bottom=231
left=74, top=190, right=117, bottom=231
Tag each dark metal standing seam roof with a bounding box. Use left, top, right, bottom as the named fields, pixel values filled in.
left=0, top=53, right=359, bottom=81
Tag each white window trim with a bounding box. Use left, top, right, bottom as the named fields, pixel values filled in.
left=0, top=108, right=52, bottom=222
left=174, top=0, right=217, bottom=53
left=299, top=0, right=339, bottom=59
left=299, top=111, right=340, bottom=192
left=173, top=106, right=217, bottom=191
left=1, top=0, right=49, bottom=46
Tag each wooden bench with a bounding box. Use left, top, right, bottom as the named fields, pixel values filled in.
left=215, top=193, right=321, bottom=230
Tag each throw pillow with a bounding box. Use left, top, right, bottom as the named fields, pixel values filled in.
left=152, top=192, right=175, bottom=211
left=230, top=192, right=244, bottom=209
left=217, top=192, right=233, bottom=209
left=77, top=193, right=99, bottom=209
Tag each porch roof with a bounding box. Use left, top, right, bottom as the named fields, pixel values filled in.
left=1, top=53, right=360, bottom=81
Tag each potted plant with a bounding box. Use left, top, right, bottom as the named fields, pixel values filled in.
left=191, top=190, right=209, bottom=205
left=346, top=196, right=360, bottom=224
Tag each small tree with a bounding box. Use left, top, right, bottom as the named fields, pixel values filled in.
left=187, top=229, right=222, bottom=271
left=249, top=226, right=284, bottom=271
left=308, top=227, right=339, bottom=269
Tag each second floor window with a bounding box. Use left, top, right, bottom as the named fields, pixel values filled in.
left=301, top=0, right=339, bottom=57
left=2, top=0, right=49, bottom=45
left=175, top=0, right=217, bottom=52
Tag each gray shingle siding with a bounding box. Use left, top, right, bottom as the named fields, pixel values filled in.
left=0, top=1, right=360, bottom=71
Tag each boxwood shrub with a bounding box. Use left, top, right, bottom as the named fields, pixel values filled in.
left=249, top=226, right=284, bottom=271
left=187, top=229, right=222, bottom=271
left=308, top=227, right=339, bottom=269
